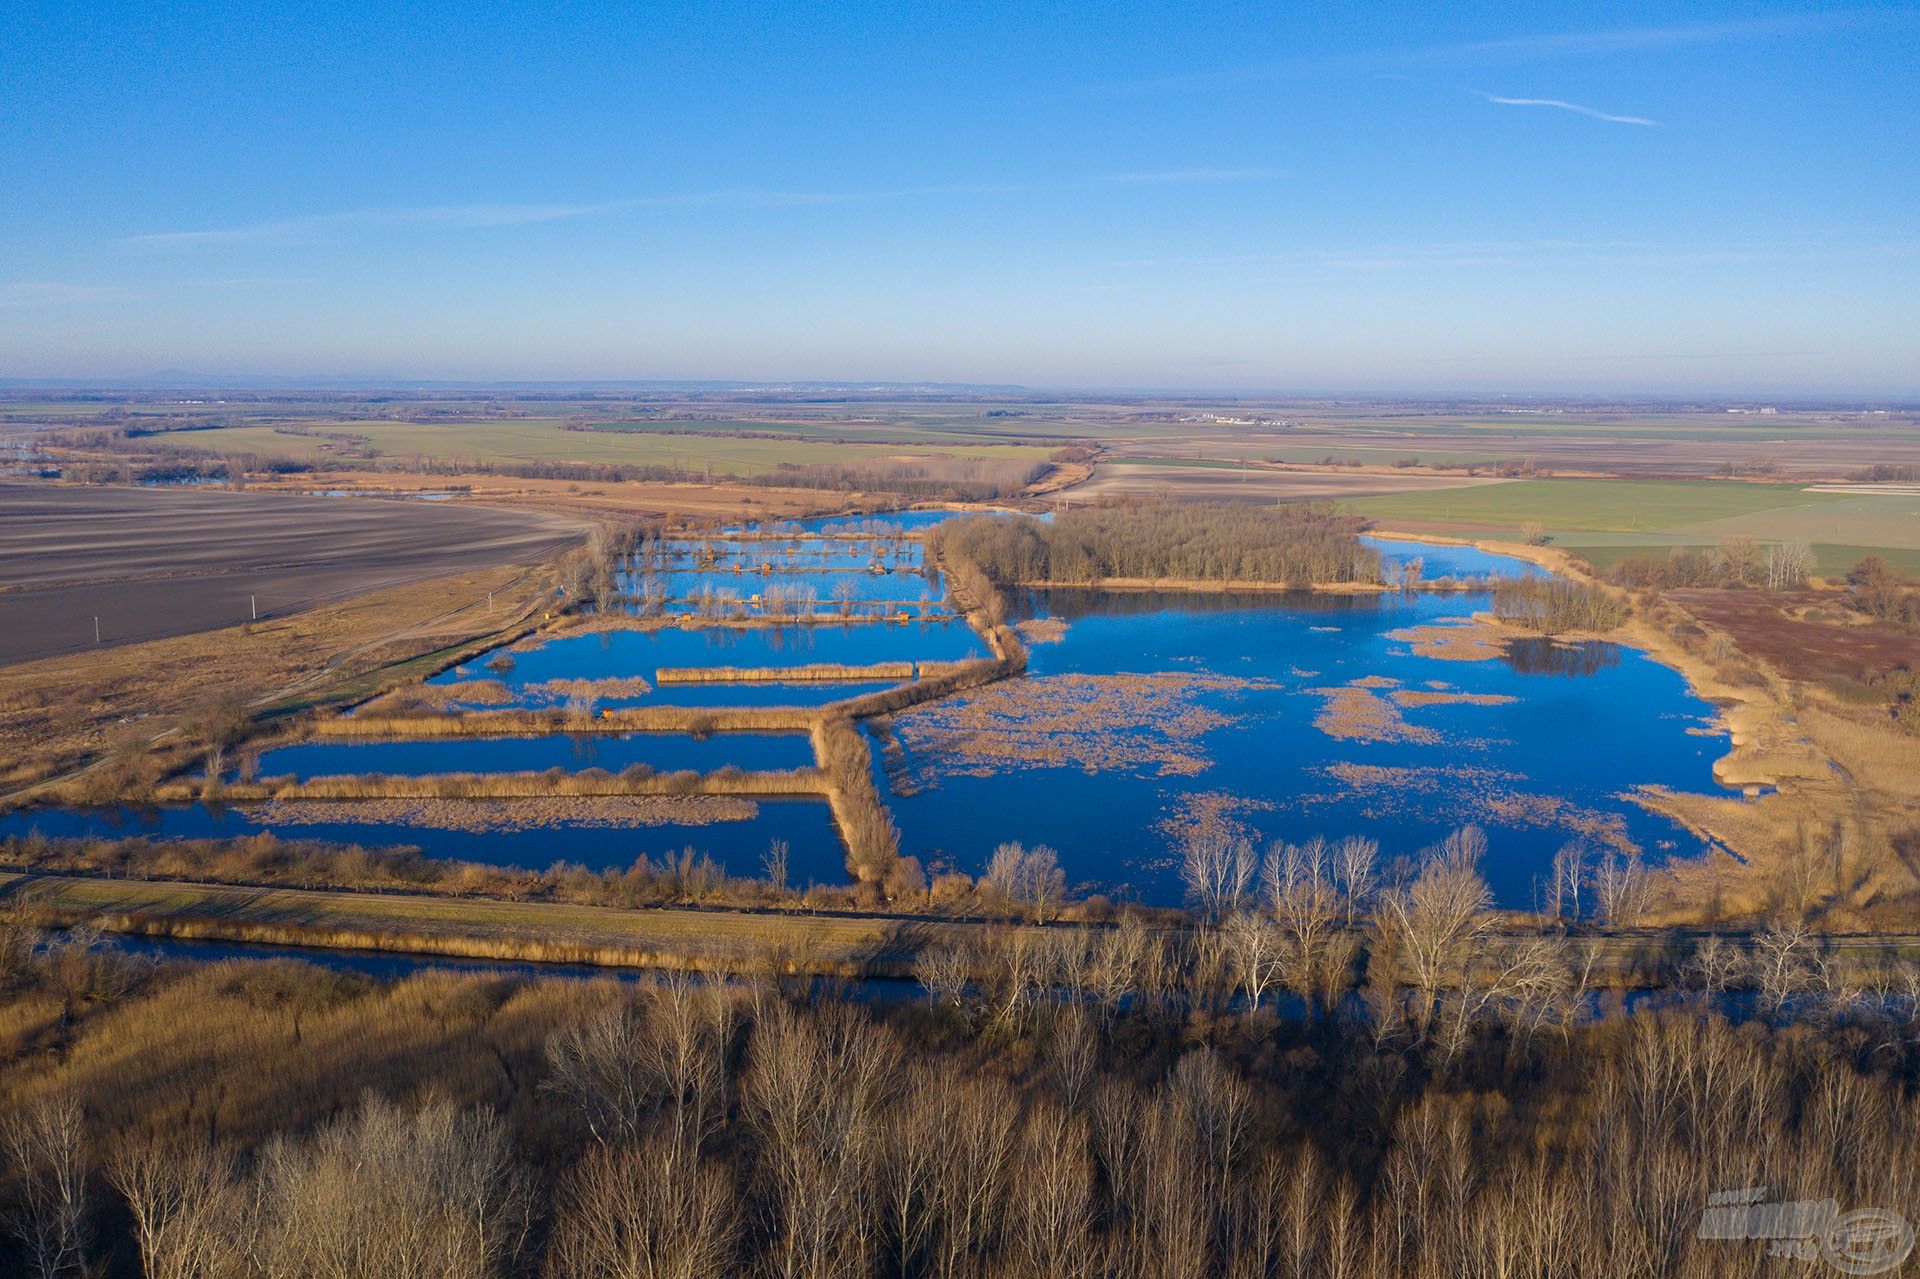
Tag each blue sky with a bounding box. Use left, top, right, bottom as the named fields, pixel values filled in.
left=3, top=2, right=1917, bottom=395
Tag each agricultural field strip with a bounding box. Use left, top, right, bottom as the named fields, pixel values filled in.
left=146, top=420, right=1056, bottom=473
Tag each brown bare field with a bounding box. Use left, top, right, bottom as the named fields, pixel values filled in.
left=245, top=468, right=887, bottom=523
left=1072, top=462, right=1507, bottom=502
left=1667, top=586, right=1920, bottom=682
left=0, top=481, right=586, bottom=663
left=0, top=564, right=557, bottom=790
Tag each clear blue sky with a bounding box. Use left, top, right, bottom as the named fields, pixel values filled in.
left=3, top=2, right=1916, bottom=395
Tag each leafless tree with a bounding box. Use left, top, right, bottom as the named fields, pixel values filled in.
left=1333, top=834, right=1379, bottom=927
left=984, top=842, right=1067, bottom=922
left=1222, top=911, right=1283, bottom=1011
left=109, top=1135, right=241, bottom=1279
left=1590, top=852, right=1652, bottom=927
left=543, top=1139, right=739, bottom=1279
left=915, top=941, right=972, bottom=1010
left=1, top=1092, right=90, bottom=1279
left=1369, top=828, right=1495, bottom=1041
left=1549, top=840, right=1588, bottom=921
left=1261, top=837, right=1356, bottom=1014
left=1181, top=826, right=1254, bottom=920
left=1752, top=920, right=1822, bottom=1015
left=245, top=1094, right=533, bottom=1279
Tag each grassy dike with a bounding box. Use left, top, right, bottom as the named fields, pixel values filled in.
left=8, top=869, right=1919, bottom=988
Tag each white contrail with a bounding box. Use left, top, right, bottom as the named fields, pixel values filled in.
left=1476, top=91, right=1659, bottom=126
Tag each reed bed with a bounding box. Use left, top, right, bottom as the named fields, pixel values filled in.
left=157, top=764, right=828, bottom=804
left=655, top=661, right=916, bottom=685
left=813, top=714, right=910, bottom=895
left=311, top=706, right=821, bottom=738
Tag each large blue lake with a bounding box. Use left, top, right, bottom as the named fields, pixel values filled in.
left=871, top=559, right=1729, bottom=907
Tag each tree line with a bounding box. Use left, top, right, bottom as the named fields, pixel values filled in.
left=2, top=871, right=1918, bottom=1278
left=935, top=502, right=1384, bottom=588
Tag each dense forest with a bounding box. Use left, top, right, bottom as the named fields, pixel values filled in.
left=935, top=502, right=1384, bottom=588
left=4, top=836, right=1917, bottom=1277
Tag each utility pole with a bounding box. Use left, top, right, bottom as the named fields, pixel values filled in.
left=94, top=616, right=100, bottom=644
left=250, top=594, right=257, bottom=620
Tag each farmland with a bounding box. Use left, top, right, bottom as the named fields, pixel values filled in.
left=0, top=482, right=586, bottom=663
left=1347, top=477, right=1920, bottom=577
left=126, top=418, right=1058, bottom=477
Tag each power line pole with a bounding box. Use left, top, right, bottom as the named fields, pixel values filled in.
left=250, top=594, right=257, bottom=620
left=94, top=616, right=100, bottom=644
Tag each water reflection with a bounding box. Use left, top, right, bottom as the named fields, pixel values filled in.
left=1500, top=638, right=1624, bottom=678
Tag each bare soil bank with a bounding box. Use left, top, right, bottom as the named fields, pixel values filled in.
left=0, top=481, right=586, bottom=663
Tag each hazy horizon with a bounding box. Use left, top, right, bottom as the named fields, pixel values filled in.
left=6, top=2, right=1918, bottom=396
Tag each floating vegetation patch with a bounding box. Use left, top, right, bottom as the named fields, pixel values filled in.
left=1389, top=690, right=1518, bottom=708
left=1304, top=762, right=1635, bottom=852
left=1384, top=616, right=1508, bottom=662
left=894, top=673, right=1266, bottom=779
left=528, top=676, right=655, bottom=702
left=1153, top=789, right=1275, bottom=850
left=1015, top=616, right=1069, bottom=644
left=1307, top=684, right=1441, bottom=745
left=243, top=795, right=759, bottom=833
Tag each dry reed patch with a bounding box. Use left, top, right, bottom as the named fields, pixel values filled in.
left=528, top=676, right=655, bottom=701
left=1307, top=684, right=1440, bottom=745
left=1383, top=616, right=1508, bottom=661
left=893, top=673, right=1258, bottom=778
left=1014, top=616, right=1068, bottom=644
left=655, top=661, right=914, bottom=684
left=1153, top=790, right=1275, bottom=852
left=1390, top=690, right=1518, bottom=708
left=244, top=794, right=761, bottom=832
left=1303, top=761, right=1636, bottom=851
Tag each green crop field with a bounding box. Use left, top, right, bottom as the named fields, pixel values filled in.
left=151, top=419, right=1055, bottom=477
left=1348, top=478, right=1920, bottom=579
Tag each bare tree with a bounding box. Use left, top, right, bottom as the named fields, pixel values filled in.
left=762, top=838, right=790, bottom=892
left=1221, top=911, right=1283, bottom=1011
left=1261, top=837, right=1356, bottom=1015
left=1333, top=834, right=1379, bottom=927
left=1369, top=828, right=1495, bottom=1042
left=1590, top=852, right=1651, bottom=928
left=543, top=1139, right=739, bottom=1279
left=984, top=842, right=1068, bottom=922
left=245, top=1094, right=534, bottom=1279
left=1, top=1093, right=90, bottom=1279
left=1181, top=826, right=1254, bottom=920
left=109, top=1136, right=241, bottom=1279
left=1549, top=840, right=1588, bottom=921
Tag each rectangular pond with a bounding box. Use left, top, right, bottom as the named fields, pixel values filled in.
left=428, top=621, right=981, bottom=709
left=238, top=731, right=815, bottom=781
left=0, top=796, right=847, bottom=882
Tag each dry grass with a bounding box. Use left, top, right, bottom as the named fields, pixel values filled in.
left=0, top=563, right=557, bottom=791
left=654, top=662, right=915, bottom=685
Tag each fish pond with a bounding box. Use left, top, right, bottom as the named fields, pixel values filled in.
left=0, top=796, right=844, bottom=883
left=867, top=536, right=1731, bottom=909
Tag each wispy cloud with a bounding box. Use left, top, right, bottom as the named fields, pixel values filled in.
left=121, top=173, right=1278, bottom=251
left=1473, top=90, right=1658, bottom=127
left=1100, top=167, right=1281, bottom=185
left=0, top=281, right=125, bottom=307
left=1081, top=10, right=1910, bottom=98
